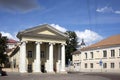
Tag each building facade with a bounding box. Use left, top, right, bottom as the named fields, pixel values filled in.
left=72, top=50, right=81, bottom=71
left=7, top=39, right=18, bottom=49
left=6, top=39, right=19, bottom=70
left=10, top=24, right=68, bottom=73
left=72, top=35, right=120, bottom=73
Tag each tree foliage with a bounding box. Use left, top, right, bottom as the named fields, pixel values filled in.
left=65, top=31, right=78, bottom=65
left=0, top=34, right=8, bottom=66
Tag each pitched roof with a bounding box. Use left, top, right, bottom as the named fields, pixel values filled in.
left=17, top=24, right=68, bottom=40
left=81, top=34, right=120, bottom=51
left=72, top=50, right=81, bottom=55
left=7, top=39, right=17, bottom=43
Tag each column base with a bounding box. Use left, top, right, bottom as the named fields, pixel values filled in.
left=59, top=69, right=67, bottom=74
left=33, top=72, right=42, bottom=74
left=47, top=71, right=55, bottom=74
left=46, top=70, right=55, bottom=74
left=33, top=71, right=42, bottom=73
left=19, top=71, right=27, bottom=73
left=59, top=71, right=68, bottom=74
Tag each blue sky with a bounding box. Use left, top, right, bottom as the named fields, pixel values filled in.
left=0, top=0, right=120, bottom=45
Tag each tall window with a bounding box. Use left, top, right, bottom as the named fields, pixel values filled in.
left=90, top=52, right=93, bottom=58
left=13, top=59, right=16, bottom=68
left=111, top=50, right=115, bottom=57
left=77, top=63, right=80, bottom=66
left=27, top=51, right=32, bottom=58
left=90, top=63, right=93, bottom=68
left=28, top=64, right=32, bottom=72
left=103, top=50, right=107, bottom=57
left=85, top=63, right=87, bottom=68
left=111, top=63, right=115, bottom=68
left=85, top=53, right=87, bottom=59
left=41, top=51, right=45, bottom=58
left=103, top=63, right=107, bottom=68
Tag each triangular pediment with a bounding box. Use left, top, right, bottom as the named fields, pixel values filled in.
left=17, top=24, right=68, bottom=40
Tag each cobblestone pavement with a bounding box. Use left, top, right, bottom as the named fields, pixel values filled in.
left=86, top=72, right=120, bottom=80
left=1, top=72, right=119, bottom=80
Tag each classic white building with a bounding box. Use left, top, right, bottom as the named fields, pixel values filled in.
left=9, top=24, right=68, bottom=73
left=72, top=34, right=120, bottom=73
left=6, top=39, right=18, bottom=69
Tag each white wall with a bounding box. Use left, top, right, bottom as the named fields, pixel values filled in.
left=72, top=46, right=120, bottom=73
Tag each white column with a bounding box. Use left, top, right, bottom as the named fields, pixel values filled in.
left=61, top=44, right=66, bottom=72
left=19, top=41, right=27, bottom=73
left=48, top=43, right=54, bottom=72
left=45, top=44, right=49, bottom=72
left=34, top=42, right=41, bottom=72
left=56, top=45, right=61, bottom=73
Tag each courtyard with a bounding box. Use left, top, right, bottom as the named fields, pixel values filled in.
left=0, top=72, right=120, bottom=80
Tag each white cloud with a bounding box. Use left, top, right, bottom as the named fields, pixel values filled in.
left=0, top=31, right=18, bottom=40
left=114, top=11, right=120, bottom=14
left=96, top=6, right=120, bottom=15
left=75, top=29, right=103, bottom=45
left=96, top=6, right=113, bottom=13
left=50, top=24, right=67, bottom=32
left=50, top=24, right=103, bottom=45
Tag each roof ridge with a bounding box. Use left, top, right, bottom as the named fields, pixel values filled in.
left=81, top=34, right=120, bottom=51
left=17, top=24, right=68, bottom=39
left=20, top=24, right=48, bottom=33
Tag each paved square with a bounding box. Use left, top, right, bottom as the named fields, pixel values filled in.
left=0, top=72, right=114, bottom=80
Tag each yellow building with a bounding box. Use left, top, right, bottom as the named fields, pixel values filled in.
left=72, top=34, right=120, bottom=73
left=9, top=24, right=68, bottom=73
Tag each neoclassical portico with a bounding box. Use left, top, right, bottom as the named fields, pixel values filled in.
left=17, top=24, right=68, bottom=73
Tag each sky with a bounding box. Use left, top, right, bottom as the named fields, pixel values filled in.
left=0, top=0, right=120, bottom=45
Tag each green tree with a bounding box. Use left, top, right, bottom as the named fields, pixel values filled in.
left=0, top=33, right=8, bottom=67
left=65, top=31, right=78, bottom=65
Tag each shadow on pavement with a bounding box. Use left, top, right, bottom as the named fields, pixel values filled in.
left=85, top=73, right=120, bottom=80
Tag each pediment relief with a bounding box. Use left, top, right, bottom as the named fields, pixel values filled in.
left=37, top=30, right=56, bottom=36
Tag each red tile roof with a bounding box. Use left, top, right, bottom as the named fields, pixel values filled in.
left=7, top=39, right=17, bottom=43
left=81, top=34, right=120, bottom=51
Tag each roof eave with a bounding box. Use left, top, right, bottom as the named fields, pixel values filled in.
left=81, top=44, right=120, bottom=51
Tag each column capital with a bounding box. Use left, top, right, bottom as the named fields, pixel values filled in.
left=49, top=42, right=55, bottom=45
left=35, top=41, right=42, bottom=44
left=20, top=41, right=27, bottom=45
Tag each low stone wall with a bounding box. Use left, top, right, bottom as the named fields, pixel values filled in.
left=2, top=68, right=19, bottom=72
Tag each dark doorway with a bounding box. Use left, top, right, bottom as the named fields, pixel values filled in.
left=41, top=65, right=45, bottom=73
left=28, top=64, right=32, bottom=73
